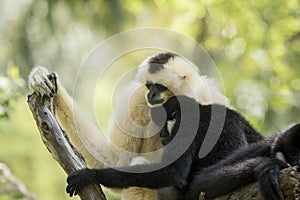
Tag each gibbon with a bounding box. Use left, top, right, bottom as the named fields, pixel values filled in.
left=185, top=123, right=300, bottom=200
left=66, top=95, right=263, bottom=199
left=29, top=52, right=229, bottom=199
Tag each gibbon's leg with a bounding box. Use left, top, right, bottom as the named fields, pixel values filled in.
left=28, top=67, right=118, bottom=168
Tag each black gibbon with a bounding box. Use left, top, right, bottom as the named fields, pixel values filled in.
left=66, top=95, right=263, bottom=198
left=185, top=123, right=300, bottom=200
left=29, top=52, right=229, bottom=199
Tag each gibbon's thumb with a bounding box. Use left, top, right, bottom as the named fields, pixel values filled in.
left=150, top=106, right=167, bottom=128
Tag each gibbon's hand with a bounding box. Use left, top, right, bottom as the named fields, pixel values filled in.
left=260, top=167, right=283, bottom=200
left=66, top=168, right=97, bottom=197
left=28, top=66, right=57, bottom=97
left=256, top=161, right=284, bottom=200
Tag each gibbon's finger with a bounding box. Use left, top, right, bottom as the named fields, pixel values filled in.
left=35, top=84, right=52, bottom=98
left=66, top=184, right=76, bottom=197
left=266, top=168, right=283, bottom=200
left=47, top=73, right=57, bottom=93
left=31, top=75, right=53, bottom=97
left=66, top=184, right=71, bottom=193
left=43, top=77, right=55, bottom=95
left=260, top=168, right=283, bottom=200
left=29, top=67, right=55, bottom=96
left=37, top=73, right=54, bottom=96
left=269, top=172, right=284, bottom=200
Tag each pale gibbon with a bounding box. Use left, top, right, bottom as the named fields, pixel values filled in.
left=66, top=95, right=264, bottom=199
left=29, top=52, right=229, bottom=199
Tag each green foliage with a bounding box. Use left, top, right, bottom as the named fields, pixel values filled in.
left=0, top=65, right=25, bottom=121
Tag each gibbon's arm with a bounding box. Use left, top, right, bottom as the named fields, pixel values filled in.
left=66, top=145, right=196, bottom=197
left=28, top=67, right=118, bottom=167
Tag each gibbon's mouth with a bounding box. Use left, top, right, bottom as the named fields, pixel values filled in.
left=147, top=99, right=165, bottom=107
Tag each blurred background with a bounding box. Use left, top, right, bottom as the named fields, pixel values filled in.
left=1, top=0, right=300, bottom=199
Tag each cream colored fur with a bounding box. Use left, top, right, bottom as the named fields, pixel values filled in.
left=28, top=53, right=228, bottom=200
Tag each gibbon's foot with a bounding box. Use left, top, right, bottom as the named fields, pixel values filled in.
left=28, top=66, right=57, bottom=97
left=66, top=168, right=96, bottom=197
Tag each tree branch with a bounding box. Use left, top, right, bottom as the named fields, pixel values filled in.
left=199, top=167, right=300, bottom=200
left=27, top=87, right=106, bottom=200
left=0, top=162, right=35, bottom=199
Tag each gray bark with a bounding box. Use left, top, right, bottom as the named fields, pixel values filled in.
left=27, top=91, right=106, bottom=200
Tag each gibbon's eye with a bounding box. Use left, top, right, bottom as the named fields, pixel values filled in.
left=145, top=82, right=153, bottom=89
left=290, top=151, right=297, bottom=157
left=170, top=111, right=180, bottom=120
left=156, top=84, right=168, bottom=91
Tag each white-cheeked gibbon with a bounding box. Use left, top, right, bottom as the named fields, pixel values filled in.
left=29, top=52, right=228, bottom=200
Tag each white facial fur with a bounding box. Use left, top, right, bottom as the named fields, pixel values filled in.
left=135, top=53, right=229, bottom=106
left=167, top=118, right=176, bottom=135
left=276, top=151, right=288, bottom=164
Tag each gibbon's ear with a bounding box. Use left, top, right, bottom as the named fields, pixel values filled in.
left=284, top=123, right=300, bottom=149
left=150, top=105, right=167, bottom=128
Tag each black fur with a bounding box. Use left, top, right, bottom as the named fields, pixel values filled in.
left=148, top=52, right=176, bottom=64
left=148, top=52, right=176, bottom=74
left=148, top=63, right=165, bottom=74
left=185, top=123, right=300, bottom=200
left=66, top=95, right=263, bottom=197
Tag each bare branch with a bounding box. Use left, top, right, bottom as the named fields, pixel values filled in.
left=27, top=89, right=106, bottom=200
left=0, top=163, right=35, bottom=199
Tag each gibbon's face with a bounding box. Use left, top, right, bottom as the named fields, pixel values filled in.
left=145, top=82, right=174, bottom=107
left=137, top=52, right=194, bottom=107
